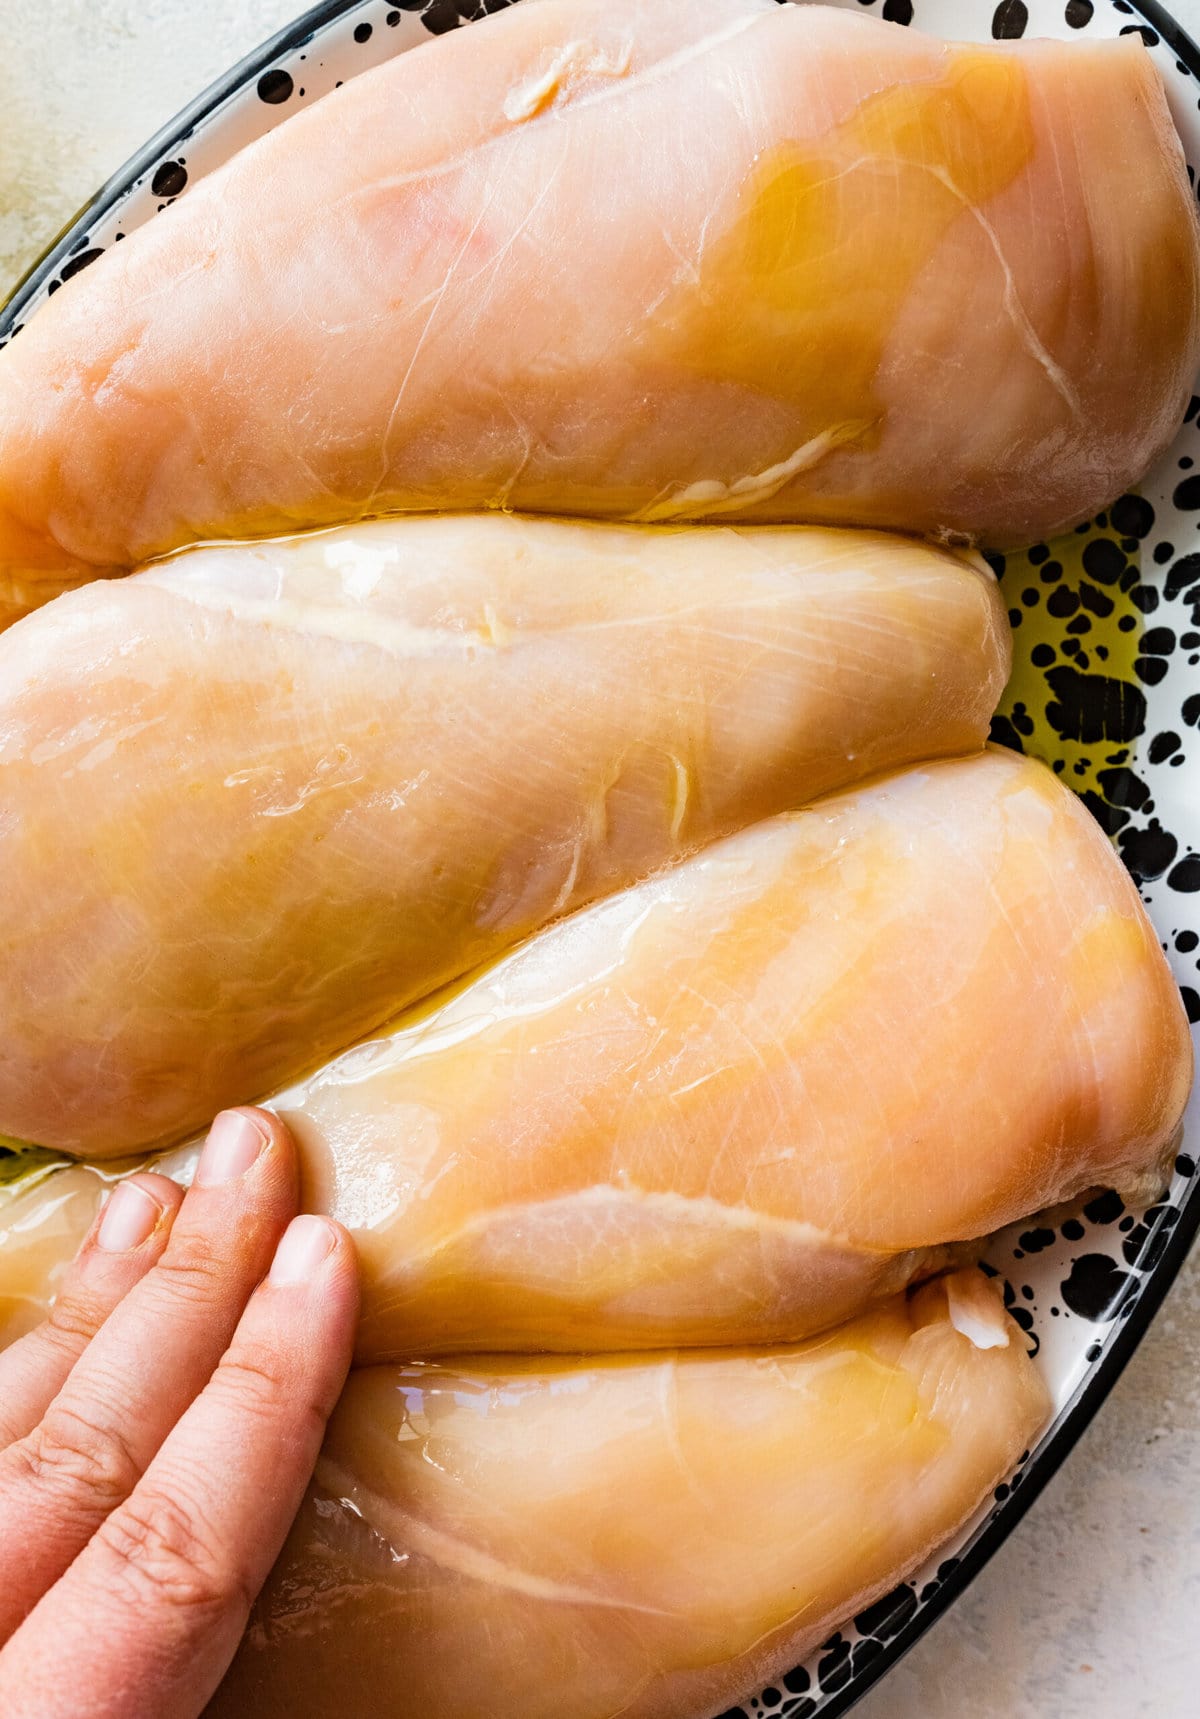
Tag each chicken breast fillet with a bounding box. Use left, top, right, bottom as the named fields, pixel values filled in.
left=207, top=1274, right=1049, bottom=1719
left=286, top=748, right=1193, bottom=1356
left=0, top=1164, right=113, bottom=1350
left=0, top=514, right=1007, bottom=1157
left=1, top=0, right=1196, bottom=623
left=1, top=750, right=1187, bottom=1357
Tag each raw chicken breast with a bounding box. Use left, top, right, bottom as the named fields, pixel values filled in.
left=1, top=0, right=1196, bottom=623
left=1, top=750, right=1186, bottom=1356
left=0, top=1164, right=112, bottom=1350
left=209, top=1274, right=1050, bottom=1719
left=0, top=513, right=1007, bottom=1157
left=279, top=748, right=1191, bottom=1357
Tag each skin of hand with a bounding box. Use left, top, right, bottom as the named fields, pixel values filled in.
left=0, top=1106, right=360, bottom=1719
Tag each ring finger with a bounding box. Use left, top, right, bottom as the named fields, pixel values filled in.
left=0, top=1173, right=183, bottom=1450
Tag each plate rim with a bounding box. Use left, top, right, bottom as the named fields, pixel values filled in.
left=3, top=2, right=1200, bottom=1714
left=810, top=1177, right=1200, bottom=1717
left=0, top=0, right=373, bottom=334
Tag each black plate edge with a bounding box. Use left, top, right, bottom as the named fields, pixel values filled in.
left=0, top=0, right=371, bottom=336
left=1133, top=0, right=1200, bottom=67
left=2, top=0, right=1200, bottom=1713
left=813, top=7, right=1200, bottom=1703
left=810, top=1164, right=1200, bottom=1718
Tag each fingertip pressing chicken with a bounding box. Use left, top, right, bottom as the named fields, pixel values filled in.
left=0, top=1162, right=112, bottom=1350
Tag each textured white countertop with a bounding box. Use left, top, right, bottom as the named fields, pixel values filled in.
left=4, top=3, right=1199, bottom=1715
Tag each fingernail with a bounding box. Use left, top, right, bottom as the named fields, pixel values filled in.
left=269, top=1215, right=337, bottom=1286
left=97, top=1181, right=163, bottom=1253
left=196, top=1109, right=269, bottom=1187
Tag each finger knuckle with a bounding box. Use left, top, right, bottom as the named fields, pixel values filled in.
left=44, top=1292, right=102, bottom=1355
left=215, top=1345, right=291, bottom=1422
left=18, top=1403, right=140, bottom=1514
left=25, top=1305, right=97, bottom=1380
left=153, top=1235, right=230, bottom=1308
left=98, top=1488, right=248, bottom=1619
left=209, top=1344, right=334, bottom=1452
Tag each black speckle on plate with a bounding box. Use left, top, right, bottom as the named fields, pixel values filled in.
left=257, top=68, right=294, bottom=104
left=150, top=160, right=188, bottom=198
left=992, top=0, right=1028, bottom=38
left=59, top=249, right=104, bottom=282
left=1061, top=1254, right=1133, bottom=1321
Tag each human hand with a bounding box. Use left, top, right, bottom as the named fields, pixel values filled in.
left=0, top=1107, right=358, bottom=1719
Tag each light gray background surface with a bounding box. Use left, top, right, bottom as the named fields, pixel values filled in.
left=2, top=2, right=1198, bottom=1714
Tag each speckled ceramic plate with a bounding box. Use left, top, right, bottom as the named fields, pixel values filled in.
left=3, top=0, right=1200, bottom=1714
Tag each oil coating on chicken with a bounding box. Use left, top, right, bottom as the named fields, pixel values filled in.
left=0, top=514, right=1007, bottom=1157
left=0, top=0, right=1196, bottom=624
left=0, top=750, right=1188, bottom=1358
left=208, top=1274, right=1050, bottom=1719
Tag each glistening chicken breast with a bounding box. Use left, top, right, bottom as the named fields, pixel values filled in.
left=0, top=513, right=1007, bottom=1157
left=1, top=0, right=1196, bottom=623
left=207, top=1274, right=1049, bottom=1719
left=0, top=1164, right=114, bottom=1350
left=283, top=748, right=1193, bottom=1356
left=1, top=750, right=1187, bottom=1356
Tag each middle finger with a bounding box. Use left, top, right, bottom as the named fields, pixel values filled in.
left=0, top=1108, right=296, bottom=1640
